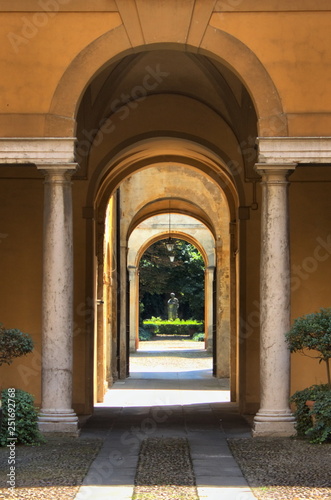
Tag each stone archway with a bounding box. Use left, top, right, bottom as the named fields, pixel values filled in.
left=35, top=11, right=297, bottom=436
left=46, top=28, right=286, bottom=138
left=92, top=158, right=237, bottom=404
left=127, top=215, right=215, bottom=352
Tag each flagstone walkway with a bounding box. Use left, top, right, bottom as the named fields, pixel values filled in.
left=75, top=338, right=257, bottom=500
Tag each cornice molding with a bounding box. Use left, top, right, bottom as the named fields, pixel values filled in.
left=257, top=137, right=331, bottom=165
left=0, top=138, right=76, bottom=165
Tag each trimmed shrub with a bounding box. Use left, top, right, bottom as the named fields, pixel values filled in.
left=0, top=325, right=34, bottom=366
left=139, top=328, right=153, bottom=341
left=286, top=308, right=331, bottom=389
left=142, top=317, right=161, bottom=335
left=143, top=319, right=204, bottom=336
left=143, top=324, right=158, bottom=335
left=290, top=384, right=331, bottom=443
left=309, top=391, right=331, bottom=444
left=192, top=332, right=205, bottom=342
left=0, top=389, right=45, bottom=446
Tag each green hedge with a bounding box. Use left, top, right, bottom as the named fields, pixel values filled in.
left=142, top=323, right=158, bottom=335
left=143, top=319, right=204, bottom=336
left=290, top=384, right=331, bottom=443
left=139, top=327, right=153, bottom=341
left=0, top=389, right=45, bottom=446
left=192, top=332, right=205, bottom=342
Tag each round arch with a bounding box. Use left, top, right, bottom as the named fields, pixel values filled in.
left=47, top=28, right=287, bottom=137
left=92, top=151, right=235, bottom=403
left=127, top=199, right=217, bottom=240
left=130, top=229, right=213, bottom=270
left=88, top=136, right=240, bottom=222
left=127, top=219, right=215, bottom=355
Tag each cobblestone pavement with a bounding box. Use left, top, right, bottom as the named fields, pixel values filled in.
left=228, top=437, right=331, bottom=500
left=0, top=437, right=102, bottom=499
left=133, top=437, right=199, bottom=500
left=1, top=338, right=330, bottom=500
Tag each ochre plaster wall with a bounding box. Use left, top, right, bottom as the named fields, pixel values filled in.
left=210, top=12, right=331, bottom=135
left=289, top=167, right=331, bottom=393
left=0, top=6, right=330, bottom=136
left=0, top=12, right=122, bottom=136
left=1, top=2, right=331, bottom=415
left=0, top=175, right=43, bottom=401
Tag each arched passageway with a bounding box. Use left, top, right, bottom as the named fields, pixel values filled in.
left=36, top=30, right=296, bottom=438
left=72, top=45, right=257, bottom=417
left=94, top=162, right=236, bottom=404
left=3, top=3, right=331, bottom=441
left=128, top=215, right=212, bottom=348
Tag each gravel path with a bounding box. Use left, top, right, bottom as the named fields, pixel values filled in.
left=229, top=437, right=331, bottom=500
left=0, top=436, right=102, bottom=499
left=133, top=437, right=198, bottom=500
left=131, top=337, right=211, bottom=373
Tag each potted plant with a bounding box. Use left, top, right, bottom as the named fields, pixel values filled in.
left=286, top=308, right=331, bottom=443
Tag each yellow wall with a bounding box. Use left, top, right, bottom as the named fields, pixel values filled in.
left=1, top=2, right=331, bottom=414
left=289, top=167, right=331, bottom=392
left=0, top=7, right=331, bottom=135
left=0, top=175, right=43, bottom=400
left=0, top=12, right=122, bottom=136
left=211, top=13, right=331, bottom=112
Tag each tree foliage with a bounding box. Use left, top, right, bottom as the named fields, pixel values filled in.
left=285, top=308, right=331, bottom=389
left=139, top=239, right=205, bottom=320
left=0, top=325, right=34, bottom=366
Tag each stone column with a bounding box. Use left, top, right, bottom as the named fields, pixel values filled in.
left=37, top=165, right=79, bottom=434
left=205, top=266, right=215, bottom=352
left=253, top=164, right=296, bottom=437
left=128, top=266, right=139, bottom=352
left=119, top=241, right=128, bottom=379
left=216, top=240, right=230, bottom=378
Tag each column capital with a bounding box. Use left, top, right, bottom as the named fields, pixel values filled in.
left=205, top=266, right=215, bottom=276
left=37, top=164, right=78, bottom=185
left=128, top=265, right=138, bottom=280
left=37, top=162, right=78, bottom=174
left=254, top=162, right=296, bottom=180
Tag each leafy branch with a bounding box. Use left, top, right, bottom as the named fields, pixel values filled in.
left=0, top=325, right=34, bottom=366
left=286, top=308, right=331, bottom=389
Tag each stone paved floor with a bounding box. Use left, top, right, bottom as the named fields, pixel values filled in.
left=75, top=339, right=257, bottom=500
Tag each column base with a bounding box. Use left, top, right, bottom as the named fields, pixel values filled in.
left=253, top=410, right=296, bottom=437
left=206, top=338, right=213, bottom=352
left=129, top=340, right=136, bottom=352
left=38, top=409, right=80, bottom=435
